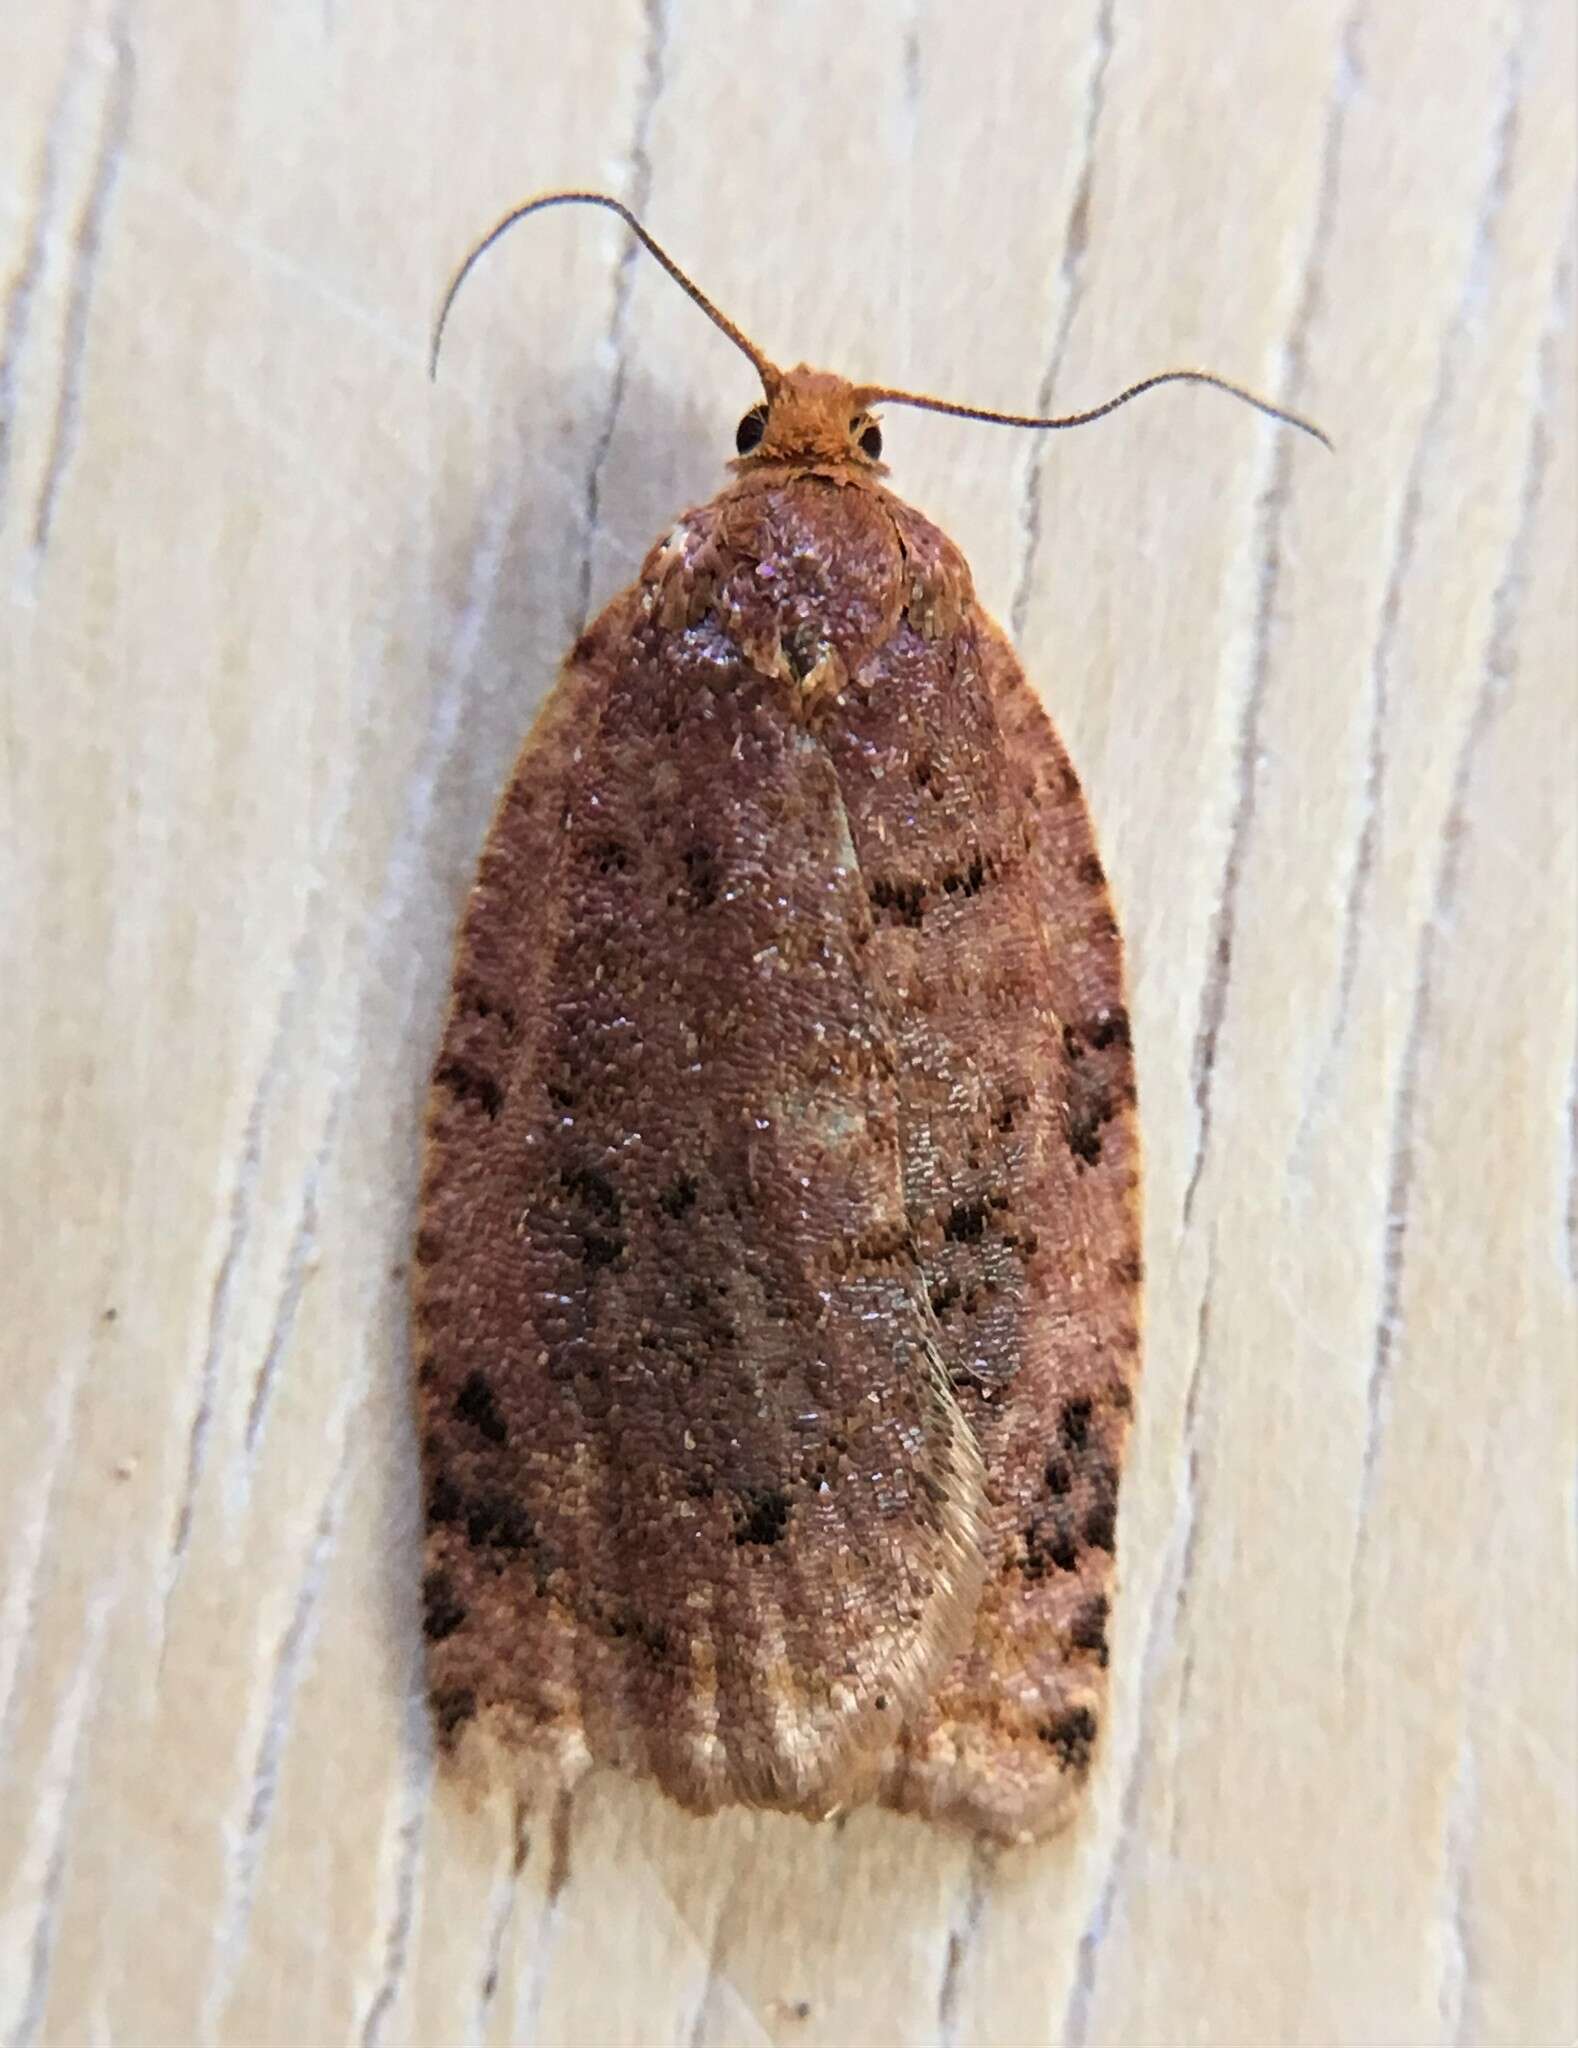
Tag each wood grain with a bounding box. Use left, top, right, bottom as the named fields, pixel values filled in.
left=2, top=1, right=1572, bottom=2042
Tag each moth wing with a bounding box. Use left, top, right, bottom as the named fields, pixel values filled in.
left=874, top=610, right=1141, bottom=1843
left=807, top=489, right=1142, bottom=1843
left=415, top=585, right=986, bottom=1819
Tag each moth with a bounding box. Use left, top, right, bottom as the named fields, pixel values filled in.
left=415, top=192, right=1325, bottom=1843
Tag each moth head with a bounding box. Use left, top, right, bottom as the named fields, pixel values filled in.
left=731, top=367, right=887, bottom=474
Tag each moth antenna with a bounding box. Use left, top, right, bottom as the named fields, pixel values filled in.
left=853, top=369, right=1332, bottom=450
left=429, top=189, right=780, bottom=390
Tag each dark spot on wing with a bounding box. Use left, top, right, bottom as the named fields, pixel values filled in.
left=422, top=1568, right=466, bottom=1642
left=454, top=1370, right=508, bottom=1445
left=431, top=1684, right=476, bottom=1743
left=1060, top=1398, right=1093, bottom=1452
left=1070, top=1593, right=1109, bottom=1665
left=434, top=1057, right=503, bottom=1121
left=1039, top=1704, right=1097, bottom=1771
left=734, top=1488, right=791, bottom=1546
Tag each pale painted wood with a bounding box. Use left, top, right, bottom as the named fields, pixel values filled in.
left=2, top=2, right=1573, bottom=2043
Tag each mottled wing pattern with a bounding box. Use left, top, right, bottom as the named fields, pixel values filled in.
left=415, top=520, right=985, bottom=1820
left=807, top=495, right=1139, bottom=1840
left=846, top=582, right=1139, bottom=1840
left=417, top=463, right=1140, bottom=1843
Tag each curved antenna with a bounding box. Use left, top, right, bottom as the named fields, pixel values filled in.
left=854, top=368, right=1332, bottom=449
left=429, top=189, right=779, bottom=388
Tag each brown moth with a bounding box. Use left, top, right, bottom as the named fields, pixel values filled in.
left=415, top=193, right=1325, bottom=1843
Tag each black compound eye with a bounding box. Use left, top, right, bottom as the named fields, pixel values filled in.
left=858, top=421, right=883, bottom=460
left=735, top=404, right=768, bottom=454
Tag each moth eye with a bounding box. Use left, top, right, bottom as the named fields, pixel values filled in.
left=735, top=405, right=768, bottom=454
left=858, top=421, right=883, bottom=460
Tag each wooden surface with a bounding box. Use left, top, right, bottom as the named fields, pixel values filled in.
left=3, top=2, right=1574, bottom=2043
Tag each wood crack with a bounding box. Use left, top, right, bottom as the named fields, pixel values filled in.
left=682, top=1895, right=731, bottom=2048
left=0, top=1328, right=93, bottom=1757
left=160, top=973, right=300, bottom=1645
left=31, top=8, right=135, bottom=557
left=1065, top=1249, right=1215, bottom=2041
left=1008, top=0, right=1116, bottom=646
left=1566, top=1025, right=1578, bottom=1289
left=574, top=0, right=671, bottom=634
left=7, top=1592, right=111, bottom=2048
left=0, top=19, right=83, bottom=523
left=1344, top=218, right=1569, bottom=1665
left=1437, top=1723, right=1479, bottom=2046
left=1170, top=1233, right=1216, bottom=1736
left=241, top=1095, right=343, bottom=1466
left=934, top=1838, right=995, bottom=2047
left=1182, top=5, right=1361, bottom=1222
left=202, top=1438, right=353, bottom=2034
left=517, top=1787, right=576, bottom=2043
left=900, top=1, right=922, bottom=124
left=1305, top=24, right=1526, bottom=1136
left=357, top=1705, right=436, bottom=2048
left=471, top=1798, right=530, bottom=2042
